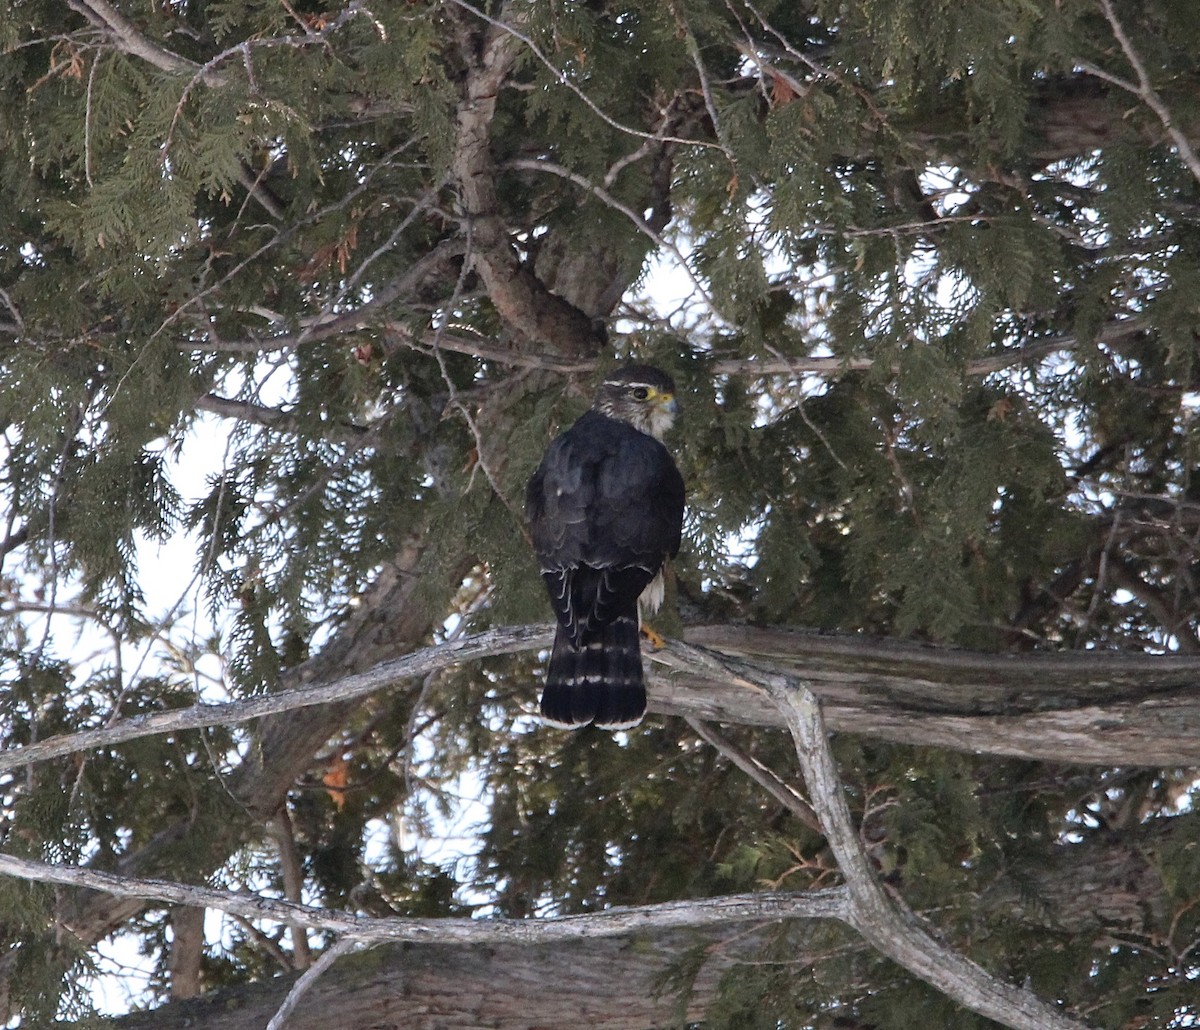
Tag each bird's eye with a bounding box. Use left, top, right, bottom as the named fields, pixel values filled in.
left=632, top=387, right=650, bottom=400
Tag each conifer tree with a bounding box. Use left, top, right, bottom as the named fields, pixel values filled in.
left=2, top=1, right=1200, bottom=1026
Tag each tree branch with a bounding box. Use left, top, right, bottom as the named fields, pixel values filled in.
left=67, top=0, right=206, bottom=78
left=111, top=924, right=785, bottom=1030
left=685, top=716, right=821, bottom=834
left=0, top=851, right=847, bottom=944
left=676, top=641, right=1093, bottom=1029
left=449, top=4, right=602, bottom=355
left=194, top=393, right=294, bottom=430
left=658, top=625, right=1200, bottom=766
left=401, top=317, right=1144, bottom=382
left=1085, top=0, right=1200, bottom=187
left=176, top=241, right=468, bottom=356
left=769, top=675, right=1092, bottom=1030
left=8, top=621, right=1200, bottom=777
left=508, top=156, right=723, bottom=318
left=265, top=939, right=359, bottom=1030
left=446, top=0, right=720, bottom=153
left=0, top=625, right=553, bottom=775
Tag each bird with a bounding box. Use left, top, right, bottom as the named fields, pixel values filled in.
left=525, top=364, right=686, bottom=729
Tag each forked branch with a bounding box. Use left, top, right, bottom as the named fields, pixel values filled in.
left=677, top=640, right=1094, bottom=1030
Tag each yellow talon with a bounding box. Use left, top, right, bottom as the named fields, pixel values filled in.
left=641, top=624, right=667, bottom=650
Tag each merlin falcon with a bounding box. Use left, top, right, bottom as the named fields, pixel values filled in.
left=525, top=364, right=686, bottom=729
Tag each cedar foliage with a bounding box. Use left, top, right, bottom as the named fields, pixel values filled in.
left=1, top=0, right=1200, bottom=1026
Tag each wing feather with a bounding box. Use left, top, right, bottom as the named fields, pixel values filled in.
left=527, top=410, right=685, bottom=645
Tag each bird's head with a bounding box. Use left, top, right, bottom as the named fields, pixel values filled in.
left=593, top=364, right=679, bottom=441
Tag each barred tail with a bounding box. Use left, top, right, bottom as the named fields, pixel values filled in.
left=539, top=614, right=645, bottom=730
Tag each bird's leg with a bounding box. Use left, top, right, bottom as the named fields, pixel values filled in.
left=640, top=623, right=667, bottom=649
left=638, top=569, right=669, bottom=649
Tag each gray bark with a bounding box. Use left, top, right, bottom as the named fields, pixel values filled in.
left=111, top=930, right=766, bottom=1030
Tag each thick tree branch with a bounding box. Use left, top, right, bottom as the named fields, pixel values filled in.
left=7, top=622, right=1200, bottom=776
left=111, top=925, right=780, bottom=1030
left=168, top=905, right=204, bottom=1001
left=660, top=625, right=1200, bottom=766
left=44, top=605, right=1182, bottom=1019
left=450, top=6, right=602, bottom=355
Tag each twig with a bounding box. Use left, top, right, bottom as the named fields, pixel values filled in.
left=446, top=0, right=721, bottom=153
left=686, top=717, right=821, bottom=834
left=83, top=47, right=101, bottom=188
left=387, top=319, right=1128, bottom=381
left=670, top=0, right=734, bottom=160
left=1083, top=0, right=1200, bottom=187
left=0, top=290, right=23, bottom=338
left=760, top=341, right=851, bottom=472
left=265, top=938, right=359, bottom=1030
left=147, top=142, right=426, bottom=343
left=294, top=180, right=448, bottom=350
left=172, top=239, right=463, bottom=356
left=507, top=156, right=728, bottom=323
left=427, top=219, right=529, bottom=528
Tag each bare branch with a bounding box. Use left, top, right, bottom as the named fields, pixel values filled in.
left=0, top=625, right=553, bottom=774
left=769, top=676, right=1093, bottom=1030
left=388, top=328, right=594, bottom=372
left=656, top=625, right=1200, bottom=766
left=0, top=289, right=24, bottom=338
left=686, top=717, right=821, bottom=834
left=8, top=620, right=1200, bottom=778
left=0, top=851, right=848, bottom=944
left=66, top=0, right=205, bottom=78
left=1084, top=0, right=1200, bottom=187
left=265, top=939, right=360, bottom=1030
left=673, top=642, right=1094, bottom=1029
